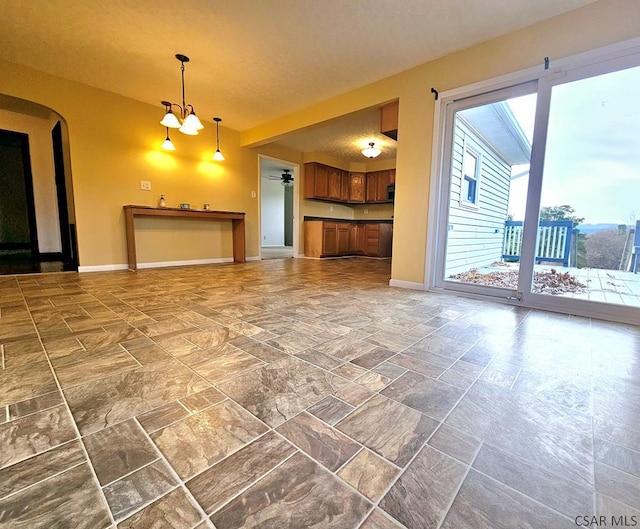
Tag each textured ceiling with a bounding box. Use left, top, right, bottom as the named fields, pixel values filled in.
left=1, top=0, right=596, bottom=136
left=272, top=106, right=398, bottom=163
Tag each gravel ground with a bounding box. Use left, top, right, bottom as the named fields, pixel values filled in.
left=449, top=268, right=587, bottom=294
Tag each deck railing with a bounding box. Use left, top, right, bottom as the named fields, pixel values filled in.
left=503, top=220, right=573, bottom=266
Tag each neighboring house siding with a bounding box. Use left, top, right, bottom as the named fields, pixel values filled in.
left=445, top=118, right=511, bottom=276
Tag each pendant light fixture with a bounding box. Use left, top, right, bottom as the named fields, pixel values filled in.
left=212, top=117, right=224, bottom=161
left=161, top=127, right=176, bottom=151
left=362, top=142, right=382, bottom=158
left=159, top=54, right=205, bottom=148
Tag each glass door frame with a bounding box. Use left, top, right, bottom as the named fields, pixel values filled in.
left=518, top=51, right=640, bottom=323
left=433, top=81, right=538, bottom=300
left=428, top=40, right=640, bottom=324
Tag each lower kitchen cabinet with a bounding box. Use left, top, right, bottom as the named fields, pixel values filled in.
left=304, top=220, right=392, bottom=258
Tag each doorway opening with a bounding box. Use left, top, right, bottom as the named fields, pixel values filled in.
left=259, top=156, right=298, bottom=259
left=0, top=95, right=78, bottom=275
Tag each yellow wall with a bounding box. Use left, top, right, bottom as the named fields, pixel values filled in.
left=0, top=62, right=260, bottom=268
left=243, top=0, right=640, bottom=284
left=1, top=0, right=638, bottom=276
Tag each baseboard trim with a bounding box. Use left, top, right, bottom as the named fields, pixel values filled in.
left=246, top=256, right=261, bottom=262
left=78, top=264, right=128, bottom=272
left=79, top=257, right=241, bottom=273
left=389, top=279, right=425, bottom=290
left=136, top=257, right=234, bottom=269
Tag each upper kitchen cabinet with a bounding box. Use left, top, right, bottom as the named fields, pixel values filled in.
left=380, top=101, right=399, bottom=141
left=366, top=170, right=393, bottom=203
left=327, top=166, right=350, bottom=201
left=348, top=173, right=365, bottom=203
left=305, top=162, right=394, bottom=204
left=304, top=162, right=329, bottom=199
left=305, top=162, right=349, bottom=202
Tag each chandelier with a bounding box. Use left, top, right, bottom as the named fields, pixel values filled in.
left=160, top=53, right=204, bottom=151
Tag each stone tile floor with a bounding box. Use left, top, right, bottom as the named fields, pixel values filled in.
left=0, top=258, right=639, bottom=528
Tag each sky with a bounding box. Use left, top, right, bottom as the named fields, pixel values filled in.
left=504, top=64, right=640, bottom=225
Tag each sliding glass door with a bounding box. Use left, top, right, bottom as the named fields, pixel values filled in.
left=436, top=83, right=537, bottom=300
left=520, top=57, right=640, bottom=320
left=436, top=49, right=640, bottom=322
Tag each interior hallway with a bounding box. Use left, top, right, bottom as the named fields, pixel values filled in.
left=0, top=258, right=639, bottom=528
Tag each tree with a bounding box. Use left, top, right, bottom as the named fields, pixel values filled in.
left=539, top=205, right=584, bottom=227
left=585, top=229, right=626, bottom=270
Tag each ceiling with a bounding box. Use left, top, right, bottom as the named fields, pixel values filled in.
left=260, top=158, right=296, bottom=181
left=274, top=106, right=398, bottom=163
left=1, top=0, right=596, bottom=160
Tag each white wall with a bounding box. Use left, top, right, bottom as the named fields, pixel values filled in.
left=0, top=109, right=61, bottom=253
left=261, top=178, right=285, bottom=246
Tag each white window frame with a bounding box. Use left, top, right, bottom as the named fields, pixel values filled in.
left=459, top=142, right=481, bottom=208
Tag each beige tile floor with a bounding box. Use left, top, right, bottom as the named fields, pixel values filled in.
left=0, top=258, right=639, bottom=528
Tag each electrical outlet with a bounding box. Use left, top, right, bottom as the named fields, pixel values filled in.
left=251, top=191, right=257, bottom=198
left=364, top=209, right=369, bottom=214
left=329, top=206, right=334, bottom=212
left=140, top=180, right=151, bottom=191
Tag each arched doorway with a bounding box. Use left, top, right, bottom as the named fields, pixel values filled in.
left=0, top=94, right=77, bottom=274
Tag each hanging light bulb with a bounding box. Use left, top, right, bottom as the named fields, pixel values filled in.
left=161, top=127, right=176, bottom=151
left=362, top=142, right=382, bottom=158
left=182, top=109, right=204, bottom=131
left=160, top=102, right=181, bottom=128
left=212, top=117, right=225, bottom=161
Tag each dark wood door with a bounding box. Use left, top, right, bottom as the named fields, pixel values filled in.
left=0, top=129, right=38, bottom=258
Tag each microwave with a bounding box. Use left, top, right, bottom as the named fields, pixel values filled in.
left=387, top=184, right=395, bottom=202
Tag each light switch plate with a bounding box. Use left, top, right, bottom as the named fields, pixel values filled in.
left=140, top=180, right=151, bottom=191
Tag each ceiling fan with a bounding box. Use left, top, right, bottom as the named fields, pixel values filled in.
left=267, top=169, right=294, bottom=187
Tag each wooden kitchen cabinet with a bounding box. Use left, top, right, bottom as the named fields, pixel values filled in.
left=305, top=163, right=350, bottom=203
left=340, top=172, right=350, bottom=202
left=349, top=173, right=365, bottom=203
left=304, top=162, right=330, bottom=199
left=327, top=167, right=342, bottom=201
left=364, top=223, right=393, bottom=257
left=380, top=101, right=399, bottom=141
left=322, top=222, right=338, bottom=255
left=366, top=170, right=393, bottom=203
left=306, top=162, right=395, bottom=204
left=337, top=223, right=351, bottom=254
left=304, top=219, right=391, bottom=258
